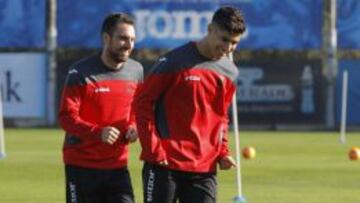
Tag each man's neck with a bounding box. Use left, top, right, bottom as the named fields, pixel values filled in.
left=196, top=38, right=213, bottom=60
left=100, top=52, right=124, bottom=70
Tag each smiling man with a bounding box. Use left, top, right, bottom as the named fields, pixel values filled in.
left=58, top=13, right=143, bottom=203
left=135, top=6, right=246, bottom=203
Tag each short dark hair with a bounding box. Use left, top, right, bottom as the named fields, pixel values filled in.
left=212, top=6, right=246, bottom=34
left=101, top=13, right=134, bottom=36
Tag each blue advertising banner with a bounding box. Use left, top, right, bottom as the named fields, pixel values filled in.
left=1, top=0, right=360, bottom=49
left=336, top=60, right=360, bottom=125
left=0, top=0, right=45, bottom=48
left=338, top=0, right=360, bottom=49
left=58, top=0, right=323, bottom=49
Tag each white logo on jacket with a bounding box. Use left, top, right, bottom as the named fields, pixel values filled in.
left=94, top=87, right=110, bottom=93
left=159, top=57, right=167, bottom=62
left=185, top=75, right=201, bottom=81
left=68, top=69, right=78, bottom=74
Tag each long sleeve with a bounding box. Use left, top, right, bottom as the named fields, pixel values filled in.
left=58, top=70, right=102, bottom=138
left=128, top=82, right=143, bottom=128
left=135, top=63, right=174, bottom=163
left=218, top=116, right=230, bottom=159
left=218, top=81, right=237, bottom=159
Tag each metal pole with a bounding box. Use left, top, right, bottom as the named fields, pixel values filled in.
left=324, top=0, right=338, bottom=129
left=0, top=89, right=6, bottom=159
left=230, top=53, right=246, bottom=203
left=46, top=0, right=57, bottom=126
left=340, top=70, right=348, bottom=144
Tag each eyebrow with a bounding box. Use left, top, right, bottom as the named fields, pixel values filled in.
left=117, top=34, right=136, bottom=40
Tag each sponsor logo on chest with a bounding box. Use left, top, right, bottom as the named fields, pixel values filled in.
left=94, top=87, right=110, bottom=93
left=185, top=75, right=201, bottom=81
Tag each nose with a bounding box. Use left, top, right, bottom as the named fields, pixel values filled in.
left=123, top=39, right=132, bottom=49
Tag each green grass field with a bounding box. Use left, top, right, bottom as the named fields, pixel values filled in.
left=0, top=129, right=360, bottom=203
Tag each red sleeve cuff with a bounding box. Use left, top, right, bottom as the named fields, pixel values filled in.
left=218, top=149, right=230, bottom=160
left=90, top=126, right=103, bottom=140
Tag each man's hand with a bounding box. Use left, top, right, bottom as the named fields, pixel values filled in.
left=218, top=155, right=236, bottom=170
left=125, top=127, right=138, bottom=143
left=101, top=126, right=120, bottom=144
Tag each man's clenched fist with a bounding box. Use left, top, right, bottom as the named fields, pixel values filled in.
left=125, top=127, right=138, bottom=143
left=101, top=126, right=120, bottom=144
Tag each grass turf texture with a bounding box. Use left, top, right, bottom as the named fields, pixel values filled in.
left=0, top=129, right=360, bottom=203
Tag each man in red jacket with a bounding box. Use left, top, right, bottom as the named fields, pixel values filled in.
left=59, top=13, right=143, bottom=203
left=135, top=6, right=246, bottom=203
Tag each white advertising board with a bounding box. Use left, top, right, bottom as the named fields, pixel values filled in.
left=0, top=53, right=46, bottom=118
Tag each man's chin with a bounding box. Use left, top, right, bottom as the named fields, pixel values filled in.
left=113, top=56, right=128, bottom=63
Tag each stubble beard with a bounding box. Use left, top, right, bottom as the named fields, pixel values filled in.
left=109, top=48, right=130, bottom=63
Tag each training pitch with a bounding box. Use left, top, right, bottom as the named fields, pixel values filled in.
left=0, top=129, right=359, bottom=203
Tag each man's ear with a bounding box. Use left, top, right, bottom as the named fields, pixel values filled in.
left=102, top=32, right=111, bottom=45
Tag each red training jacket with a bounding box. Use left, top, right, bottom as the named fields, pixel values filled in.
left=135, top=42, right=238, bottom=173
left=59, top=54, right=143, bottom=169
